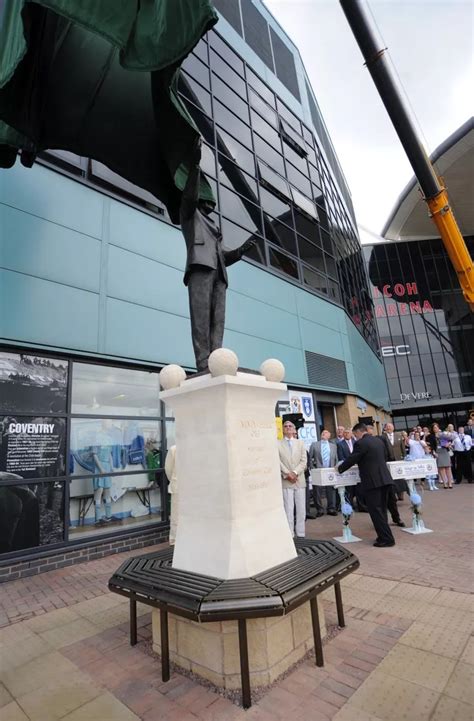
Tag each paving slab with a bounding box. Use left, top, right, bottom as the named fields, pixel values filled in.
left=398, top=621, right=470, bottom=660
left=430, top=694, right=474, bottom=721
left=1, top=701, right=30, bottom=721
left=61, top=692, right=141, bottom=721
left=376, top=643, right=456, bottom=692
left=15, top=680, right=102, bottom=721
left=443, top=661, right=474, bottom=705
left=460, top=636, right=474, bottom=665
left=347, top=669, right=440, bottom=720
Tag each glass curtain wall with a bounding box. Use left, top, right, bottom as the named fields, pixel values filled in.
left=37, top=29, right=378, bottom=354
left=364, top=237, right=474, bottom=412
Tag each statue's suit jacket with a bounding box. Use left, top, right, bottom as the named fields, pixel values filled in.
left=278, top=439, right=307, bottom=489
left=180, top=163, right=242, bottom=286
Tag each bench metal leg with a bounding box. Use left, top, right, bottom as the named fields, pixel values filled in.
left=238, top=619, right=251, bottom=709
left=160, top=607, right=170, bottom=682
left=310, top=597, right=324, bottom=667
left=130, top=598, right=137, bottom=646
left=334, top=581, right=345, bottom=628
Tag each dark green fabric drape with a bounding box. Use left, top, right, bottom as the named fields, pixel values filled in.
left=0, top=0, right=218, bottom=223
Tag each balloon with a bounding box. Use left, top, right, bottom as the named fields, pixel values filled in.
left=410, top=493, right=422, bottom=505
left=341, top=502, right=353, bottom=516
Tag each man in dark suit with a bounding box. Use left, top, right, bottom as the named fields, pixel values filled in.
left=180, top=140, right=254, bottom=371
left=337, top=428, right=367, bottom=512
left=309, top=430, right=338, bottom=516
left=337, top=422, right=396, bottom=547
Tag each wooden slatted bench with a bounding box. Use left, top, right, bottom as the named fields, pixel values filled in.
left=108, top=537, right=359, bottom=708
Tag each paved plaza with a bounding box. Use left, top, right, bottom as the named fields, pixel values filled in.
left=0, top=484, right=472, bottom=721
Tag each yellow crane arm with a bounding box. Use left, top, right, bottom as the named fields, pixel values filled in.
left=426, top=189, right=474, bottom=311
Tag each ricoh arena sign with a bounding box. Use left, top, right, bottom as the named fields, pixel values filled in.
left=350, top=282, right=433, bottom=325
left=372, top=282, right=434, bottom=318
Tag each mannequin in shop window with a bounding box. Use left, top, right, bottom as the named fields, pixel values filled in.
left=92, top=419, right=118, bottom=525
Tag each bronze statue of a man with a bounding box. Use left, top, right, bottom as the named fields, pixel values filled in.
left=180, top=140, right=254, bottom=371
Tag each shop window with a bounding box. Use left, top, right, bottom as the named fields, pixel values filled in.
left=69, top=471, right=162, bottom=540
left=71, top=363, right=160, bottom=416
left=69, top=418, right=162, bottom=539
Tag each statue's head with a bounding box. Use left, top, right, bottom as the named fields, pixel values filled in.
left=199, top=199, right=215, bottom=216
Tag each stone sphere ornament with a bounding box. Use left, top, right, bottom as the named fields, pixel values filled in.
left=208, top=348, right=239, bottom=377
left=260, top=358, right=285, bottom=382
left=159, top=364, right=186, bottom=390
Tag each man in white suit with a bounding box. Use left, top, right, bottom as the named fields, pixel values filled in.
left=278, top=420, right=307, bottom=538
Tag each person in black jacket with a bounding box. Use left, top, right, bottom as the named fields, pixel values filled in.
left=337, top=422, right=396, bottom=547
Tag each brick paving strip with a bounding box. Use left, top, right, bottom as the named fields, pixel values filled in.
left=0, top=486, right=472, bottom=720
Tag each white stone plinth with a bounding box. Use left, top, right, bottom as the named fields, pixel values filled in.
left=160, top=372, right=297, bottom=579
